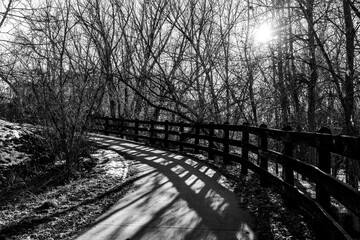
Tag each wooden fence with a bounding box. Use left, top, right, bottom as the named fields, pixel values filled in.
left=91, top=116, right=360, bottom=240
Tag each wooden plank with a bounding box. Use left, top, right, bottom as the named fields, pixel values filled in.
left=208, top=122, right=215, bottom=159
left=282, top=126, right=294, bottom=186
left=182, top=132, right=205, bottom=139
left=259, top=124, right=268, bottom=186
left=93, top=117, right=360, bottom=160
left=316, top=127, right=332, bottom=211
left=227, top=138, right=259, bottom=154
left=164, top=121, right=169, bottom=149
left=181, top=141, right=208, bottom=153
left=94, top=116, right=123, bottom=122
left=279, top=178, right=352, bottom=240
left=166, top=122, right=192, bottom=127
left=179, top=122, right=184, bottom=152
left=150, top=121, right=155, bottom=144
left=260, top=149, right=360, bottom=218
left=167, top=130, right=181, bottom=136
left=152, top=128, right=166, bottom=133
left=242, top=122, right=250, bottom=175
left=333, top=135, right=360, bottom=160
left=194, top=123, right=200, bottom=154
left=223, top=122, right=230, bottom=164
left=121, top=126, right=148, bottom=132
left=227, top=152, right=352, bottom=240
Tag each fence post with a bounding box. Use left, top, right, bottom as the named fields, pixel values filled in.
left=89, top=116, right=95, bottom=133
left=179, top=121, right=184, bottom=152
left=119, top=120, right=124, bottom=138
left=259, top=123, right=268, bottom=186
left=150, top=120, right=155, bottom=145
left=134, top=119, right=139, bottom=141
left=164, top=120, right=169, bottom=149
left=104, top=118, right=109, bottom=136
left=194, top=122, right=200, bottom=154
left=223, top=122, right=230, bottom=164
left=208, top=122, right=215, bottom=159
left=282, top=125, right=294, bottom=186
left=316, top=127, right=332, bottom=211
left=241, top=122, right=250, bottom=175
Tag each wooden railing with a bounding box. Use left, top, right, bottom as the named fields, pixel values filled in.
left=91, top=116, right=360, bottom=240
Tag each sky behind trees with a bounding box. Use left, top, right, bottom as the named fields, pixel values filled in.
left=0, top=0, right=360, bottom=135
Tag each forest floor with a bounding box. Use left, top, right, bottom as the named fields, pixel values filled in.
left=0, top=119, right=316, bottom=240
left=0, top=120, right=136, bottom=240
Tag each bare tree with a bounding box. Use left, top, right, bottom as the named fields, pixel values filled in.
left=73, top=0, right=124, bottom=118
left=14, top=0, right=106, bottom=177
left=0, top=0, right=20, bottom=97
left=0, top=0, right=15, bottom=29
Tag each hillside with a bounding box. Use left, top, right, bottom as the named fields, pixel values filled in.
left=0, top=119, right=134, bottom=240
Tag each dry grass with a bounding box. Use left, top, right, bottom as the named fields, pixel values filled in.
left=0, top=149, right=135, bottom=240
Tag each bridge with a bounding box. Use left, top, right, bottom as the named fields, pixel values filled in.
left=81, top=117, right=360, bottom=240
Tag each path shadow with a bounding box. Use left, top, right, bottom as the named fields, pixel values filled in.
left=77, top=134, right=257, bottom=240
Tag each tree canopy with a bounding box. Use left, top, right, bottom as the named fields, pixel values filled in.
left=1, top=0, right=360, bottom=174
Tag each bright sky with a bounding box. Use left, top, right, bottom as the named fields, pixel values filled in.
left=0, top=0, right=24, bottom=42
left=254, top=22, right=275, bottom=44
left=0, top=0, right=42, bottom=42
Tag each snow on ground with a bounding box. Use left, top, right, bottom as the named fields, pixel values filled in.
left=0, top=119, right=37, bottom=166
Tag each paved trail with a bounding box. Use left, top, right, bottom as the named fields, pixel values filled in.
left=74, top=134, right=256, bottom=240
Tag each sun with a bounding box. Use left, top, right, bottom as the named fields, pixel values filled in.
left=254, top=23, right=274, bottom=44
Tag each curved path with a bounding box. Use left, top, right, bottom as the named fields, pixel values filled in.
left=74, top=134, right=256, bottom=240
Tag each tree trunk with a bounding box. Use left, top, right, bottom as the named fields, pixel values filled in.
left=278, top=39, right=289, bottom=126
left=342, top=0, right=356, bottom=135
left=245, top=1, right=257, bottom=125
left=106, top=73, right=117, bottom=118
left=306, top=0, right=317, bottom=132
left=248, top=70, right=258, bottom=125
left=343, top=0, right=358, bottom=189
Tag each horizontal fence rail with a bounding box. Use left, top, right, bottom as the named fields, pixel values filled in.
left=91, top=116, right=360, bottom=240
